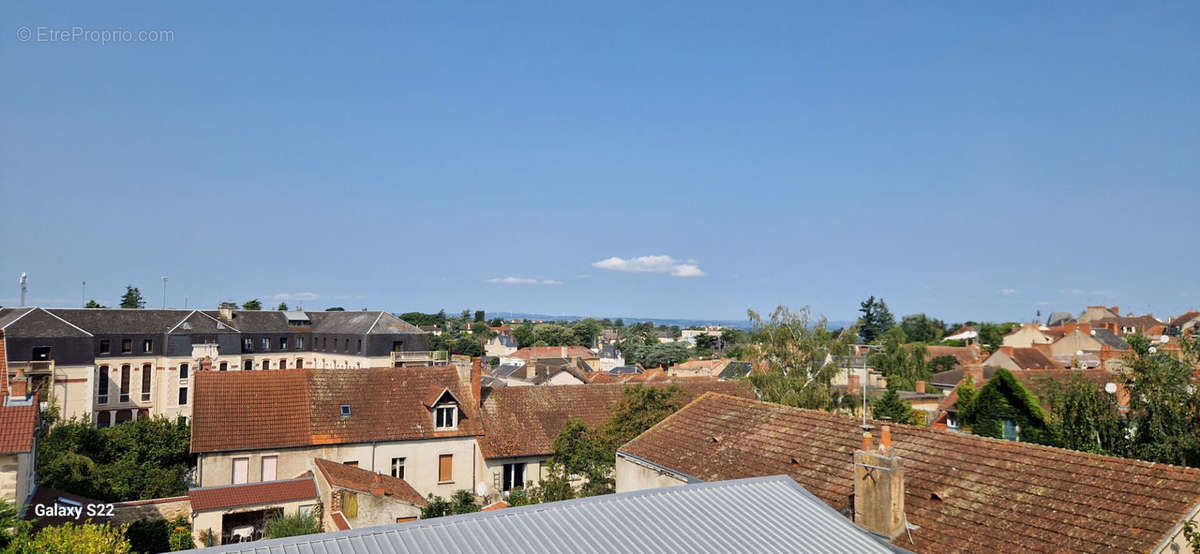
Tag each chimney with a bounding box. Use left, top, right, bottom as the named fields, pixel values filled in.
left=914, top=381, right=925, bottom=394
left=200, top=356, right=214, bottom=372
left=998, top=345, right=1014, bottom=357
left=218, top=302, right=236, bottom=321
left=471, top=357, right=483, bottom=407
left=966, top=363, right=984, bottom=384
left=854, top=426, right=905, bottom=538
left=10, top=369, right=27, bottom=400
left=370, top=473, right=386, bottom=497
left=0, top=330, right=8, bottom=398
left=1078, top=323, right=1092, bottom=335
left=1111, top=306, right=1120, bottom=316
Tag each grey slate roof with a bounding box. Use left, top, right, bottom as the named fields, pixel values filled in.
left=187, top=475, right=903, bottom=554
left=609, top=365, right=643, bottom=376
left=1, top=308, right=92, bottom=337
left=1047, top=311, right=1075, bottom=326
left=1090, top=328, right=1129, bottom=349
left=46, top=308, right=187, bottom=334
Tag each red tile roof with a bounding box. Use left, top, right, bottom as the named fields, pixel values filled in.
left=621, top=393, right=1200, bottom=553
left=189, top=476, right=318, bottom=512
left=331, top=512, right=351, bottom=530
left=508, top=346, right=593, bottom=361
left=0, top=397, right=37, bottom=453
left=922, top=345, right=981, bottom=366
left=313, top=458, right=426, bottom=507
left=191, top=367, right=482, bottom=453
left=477, top=381, right=755, bottom=460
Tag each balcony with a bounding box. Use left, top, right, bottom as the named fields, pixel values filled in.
left=7, top=360, right=55, bottom=374
left=391, top=350, right=449, bottom=366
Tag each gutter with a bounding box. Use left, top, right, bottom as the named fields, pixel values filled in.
left=615, top=451, right=704, bottom=484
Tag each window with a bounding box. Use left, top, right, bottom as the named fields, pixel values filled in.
left=178, top=386, right=188, bottom=405
left=503, top=462, right=526, bottom=492
left=219, top=362, right=228, bottom=371
left=391, top=457, right=406, bottom=479
left=435, top=405, right=458, bottom=429
left=262, top=456, right=277, bottom=481
left=299, top=504, right=317, bottom=517
left=244, top=338, right=253, bottom=351
left=97, top=411, right=111, bottom=428
left=279, top=337, right=288, bottom=350
left=357, top=339, right=362, bottom=351
left=1002, top=418, right=1018, bottom=441
left=243, top=359, right=253, bottom=370
left=296, top=337, right=304, bottom=349
left=340, top=404, right=352, bottom=417
left=179, top=363, right=189, bottom=380
left=141, top=364, right=152, bottom=402
left=343, top=460, right=358, bottom=468
left=32, top=346, right=51, bottom=360
left=262, top=359, right=270, bottom=370
left=142, top=339, right=153, bottom=353
left=438, top=454, right=453, bottom=483
left=279, top=359, right=287, bottom=369
left=97, top=366, right=109, bottom=404
left=261, top=338, right=270, bottom=351
left=232, top=457, right=249, bottom=484
left=295, top=358, right=303, bottom=368
left=119, top=365, right=130, bottom=403
left=99, top=339, right=111, bottom=355
left=121, top=339, right=132, bottom=354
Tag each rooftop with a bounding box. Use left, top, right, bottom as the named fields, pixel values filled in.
left=620, top=393, right=1200, bottom=553
left=189, top=476, right=319, bottom=512
left=313, top=458, right=426, bottom=507
left=189, top=475, right=899, bottom=554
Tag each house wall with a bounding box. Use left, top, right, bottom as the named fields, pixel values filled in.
left=51, top=363, right=93, bottom=420
left=1153, top=505, right=1200, bottom=554
left=1002, top=326, right=1052, bottom=348
left=0, top=451, right=34, bottom=505
left=614, top=453, right=688, bottom=494
left=197, top=437, right=479, bottom=500
left=343, top=489, right=422, bottom=528
left=191, top=497, right=316, bottom=549
left=982, top=352, right=1021, bottom=372
left=109, top=496, right=191, bottom=525
left=1049, top=332, right=1103, bottom=358
left=477, top=455, right=547, bottom=499
left=544, top=372, right=584, bottom=386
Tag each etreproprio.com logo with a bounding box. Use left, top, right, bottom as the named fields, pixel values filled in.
left=17, top=25, right=174, bottom=45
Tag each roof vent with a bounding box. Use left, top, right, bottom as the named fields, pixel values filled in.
left=340, top=404, right=352, bottom=417
left=707, top=435, right=720, bottom=443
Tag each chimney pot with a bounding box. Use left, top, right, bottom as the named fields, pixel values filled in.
left=862, top=432, right=872, bottom=451
left=10, top=369, right=28, bottom=399
left=880, top=425, right=892, bottom=452
left=370, top=473, right=386, bottom=497
left=914, top=381, right=925, bottom=394
left=854, top=429, right=905, bottom=538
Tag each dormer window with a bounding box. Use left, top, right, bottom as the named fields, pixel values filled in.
left=340, top=404, right=352, bottom=418
left=435, top=405, right=458, bottom=429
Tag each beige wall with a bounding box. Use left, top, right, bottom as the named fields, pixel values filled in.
left=614, top=453, right=688, bottom=494
left=1153, top=504, right=1200, bottom=554
left=476, top=455, right=547, bottom=501
left=342, top=489, right=421, bottom=529
left=1002, top=326, right=1052, bottom=348
left=198, top=437, right=479, bottom=500
left=110, top=497, right=191, bottom=525
left=191, top=497, right=318, bottom=549
left=0, top=451, right=34, bottom=506
left=1049, top=331, right=1102, bottom=358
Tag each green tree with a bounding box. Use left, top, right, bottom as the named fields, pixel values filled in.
left=0, top=498, right=20, bottom=549
left=37, top=416, right=191, bottom=502
left=868, top=327, right=932, bottom=391
left=474, top=310, right=485, bottom=322
left=84, top=300, right=105, bottom=309
left=928, top=355, right=959, bottom=374
left=420, top=490, right=479, bottom=519
left=977, top=322, right=1018, bottom=353
left=488, top=317, right=503, bottom=327
left=1124, top=335, right=1200, bottom=466
left=4, top=522, right=131, bottom=554
left=600, top=386, right=684, bottom=450
left=166, top=516, right=194, bottom=550
left=856, top=296, right=895, bottom=343
left=123, top=519, right=170, bottom=554
left=264, top=512, right=321, bottom=539
left=572, top=319, right=604, bottom=348
left=551, top=419, right=612, bottom=496
left=119, top=286, right=144, bottom=309
left=276, top=302, right=289, bottom=311
left=748, top=306, right=856, bottom=410
left=614, top=318, right=625, bottom=328
left=871, top=389, right=922, bottom=425
left=955, top=375, right=978, bottom=422
left=241, top=299, right=262, bottom=310
left=512, top=324, right=533, bottom=348
left=900, top=313, right=945, bottom=344
left=1039, top=376, right=1126, bottom=455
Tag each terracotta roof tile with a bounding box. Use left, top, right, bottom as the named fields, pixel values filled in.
left=313, top=458, right=426, bottom=507
left=621, top=393, right=1200, bottom=553
left=0, top=391, right=37, bottom=453
left=189, top=477, right=318, bottom=512
left=192, top=367, right=482, bottom=453
left=478, top=381, right=755, bottom=460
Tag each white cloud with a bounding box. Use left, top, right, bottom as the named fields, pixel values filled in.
left=592, top=255, right=707, bottom=277
left=999, top=288, right=1018, bottom=296
left=1063, top=289, right=1084, bottom=295
left=271, top=292, right=320, bottom=301
left=485, top=277, right=562, bottom=285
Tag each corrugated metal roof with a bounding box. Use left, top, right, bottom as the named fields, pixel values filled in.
left=187, top=475, right=903, bottom=553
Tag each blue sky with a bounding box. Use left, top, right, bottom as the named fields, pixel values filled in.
left=2, top=1, right=1198, bottom=323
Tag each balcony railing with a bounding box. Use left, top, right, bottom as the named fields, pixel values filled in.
left=391, top=350, right=449, bottom=365
left=7, top=360, right=55, bottom=374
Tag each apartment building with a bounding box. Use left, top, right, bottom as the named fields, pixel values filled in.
left=0, top=307, right=442, bottom=423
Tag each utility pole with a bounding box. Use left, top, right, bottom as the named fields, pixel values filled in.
left=82, top=281, right=87, bottom=307
left=161, top=276, right=168, bottom=309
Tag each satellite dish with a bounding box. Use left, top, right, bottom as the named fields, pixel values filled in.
left=1105, top=383, right=1117, bottom=394
left=476, top=481, right=489, bottom=497
left=1149, top=346, right=1158, bottom=354
left=1160, top=335, right=1170, bottom=344
left=1076, top=350, right=1084, bottom=356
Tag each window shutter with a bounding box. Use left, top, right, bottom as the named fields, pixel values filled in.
left=439, top=454, right=453, bottom=482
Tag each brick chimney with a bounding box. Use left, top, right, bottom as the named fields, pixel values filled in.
left=10, top=369, right=27, bottom=400
left=370, top=474, right=386, bottom=497
left=1078, top=323, right=1092, bottom=335
left=966, top=363, right=984, bottom=384
left=998, top=345, right=1015, bottom=357
left=1111, top=306, right=1120, bottom=316
left=914, top=381, right=925, bottom=394
left=854, top=425, right=905, bottom=538
left=470, top=357, right=483, bottom=406
left=0, top=330, right=8, bottom=398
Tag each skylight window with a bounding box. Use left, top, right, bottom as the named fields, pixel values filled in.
left=340, top=404, right=352, bottom=417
